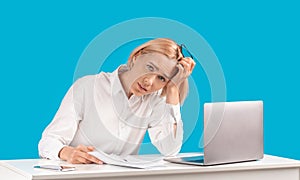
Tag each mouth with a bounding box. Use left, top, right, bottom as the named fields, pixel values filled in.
left=137, top=82, right=147, bottom=92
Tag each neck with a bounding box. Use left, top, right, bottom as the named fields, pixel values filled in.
left=119, top=71, right=133, bottom=98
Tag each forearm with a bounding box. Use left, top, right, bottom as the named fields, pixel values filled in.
left=166, top=84, right=180, bottom=105
left=38, top=137, right=66, bottom=160
left=149, top=119, right=183, bottom=156
left=148, top=101, right=183, bottom=156
left=166, top=85, right=180, bottom=136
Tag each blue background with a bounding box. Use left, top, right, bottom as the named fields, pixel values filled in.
left=1, top=0, right=299, bottom=160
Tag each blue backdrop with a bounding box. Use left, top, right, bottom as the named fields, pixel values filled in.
left=1, top=0, right=299, bottom=160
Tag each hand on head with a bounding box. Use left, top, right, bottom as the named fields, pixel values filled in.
left=59, top=145, right=103, bottom=164
left=163, top=57, right=195, bottom=105
left=168, top=57, right=196, bottom=88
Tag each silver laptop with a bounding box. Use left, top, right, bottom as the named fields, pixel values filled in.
left=164, top=100, right=264, bottom=166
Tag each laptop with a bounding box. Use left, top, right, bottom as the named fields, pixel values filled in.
left=164, top=100, right=264, bottom=166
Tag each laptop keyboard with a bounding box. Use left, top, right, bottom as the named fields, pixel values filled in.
left=181, top=156, right=204, bottom=163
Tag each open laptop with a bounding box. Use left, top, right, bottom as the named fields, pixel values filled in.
left=164, top=100, right=264, bottom=166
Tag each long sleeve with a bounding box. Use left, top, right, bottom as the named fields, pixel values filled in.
left=148, top=103, right=183, bottom=156
left=38, top=80, right=83, bottom=160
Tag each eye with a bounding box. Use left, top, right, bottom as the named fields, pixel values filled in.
left=146, top=65, right=154, bottom=71
left=158, top=75, right=166, bottom=82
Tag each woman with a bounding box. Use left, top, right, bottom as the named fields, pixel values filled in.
left=38, top=38, right=196, bottom=164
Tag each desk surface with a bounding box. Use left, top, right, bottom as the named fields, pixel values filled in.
left=1, top=153, right=300, bottom=180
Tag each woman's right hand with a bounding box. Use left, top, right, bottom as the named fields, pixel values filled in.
left=58, top=145, right=103, bottom=164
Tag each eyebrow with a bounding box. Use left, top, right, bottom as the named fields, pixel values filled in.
left=148, top=62, right=171, bottom=79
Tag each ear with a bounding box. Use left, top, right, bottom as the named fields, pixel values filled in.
left=132, top=56, right=137, bottom=63
left=128, top=56, right=136, bottom=69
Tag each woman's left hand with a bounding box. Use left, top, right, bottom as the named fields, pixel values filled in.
left=165, top=57, right=195, bottom=105
left=168, top=57, right=195, bottom=89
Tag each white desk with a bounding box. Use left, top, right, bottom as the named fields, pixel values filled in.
left=1, top=154, right=300, bottom=180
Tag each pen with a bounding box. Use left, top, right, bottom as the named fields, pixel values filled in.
left=33, top=165, right=75, bottom=172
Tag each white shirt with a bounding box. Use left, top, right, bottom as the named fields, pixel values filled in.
left=38, top=65, right=183, bottom=160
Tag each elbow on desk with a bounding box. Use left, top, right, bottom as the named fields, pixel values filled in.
left=155, top=140, right=182, bottom=157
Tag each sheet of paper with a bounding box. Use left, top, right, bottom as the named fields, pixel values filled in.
left=88, top=151, right=165, bottom=169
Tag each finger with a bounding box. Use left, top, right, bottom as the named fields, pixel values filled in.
left=76, top=146, right=103, bottom=164
left=68, top=153, right=92, bottom=164
left=184, top=58, right=195, bottom=67
left=87, top=154, right=103, bottom=164
left=180, top=57, right=193, bottom=64
left=73, top=150, right=99, bottom=164
left=70, top=149, right=89, bottom=163
left=179, top=61, right=191, bottom=73
left=80, top=150, right=103, bottom=164
left=83, top=153, right=103, bottom=164
left=190, top=61, right=195, bottom=71
left=87, top=146, right=94, bottom=151
left=181, top=57, right=195, bottom=69
left=67, top=158, right=81, bottom=164
left=76, top=145, right=94, bottom=152
left=76, top=156, right=93, bottom=164
left=180, top=59, right=195, bottom=73
left=186, top=57, right=195, bottom=65
left=176, top=63, right=185, bottom=74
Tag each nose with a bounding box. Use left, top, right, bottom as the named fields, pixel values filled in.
left=143, top=75, right=156, bottom=87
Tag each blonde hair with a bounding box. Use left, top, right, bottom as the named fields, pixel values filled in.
left=128, top=38, right=189, bottom=105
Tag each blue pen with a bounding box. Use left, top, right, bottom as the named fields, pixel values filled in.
left=34, top=165, right=75, bottom=172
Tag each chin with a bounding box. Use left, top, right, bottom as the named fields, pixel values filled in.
left=133, top=91, right=148, bottom=97
left=134, top=92, right=145, bottom=96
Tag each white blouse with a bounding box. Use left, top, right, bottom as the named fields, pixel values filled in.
left=38, top=65, right=183, bottom=160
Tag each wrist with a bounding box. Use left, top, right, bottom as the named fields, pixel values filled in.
left=58, top=146, right=73, bottom=160
left=166, top=84, right=179, bottom=105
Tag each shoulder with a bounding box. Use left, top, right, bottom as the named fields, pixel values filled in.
left=95, top=71, right=113, bottom=83
left=73, top=75, right=97, bottom=87
left=70, top=72, right=112, bottom=98
left=74, top=72, right=112, bottom=86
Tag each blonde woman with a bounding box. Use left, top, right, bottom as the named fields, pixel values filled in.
left=38, top=38, right=196, bottom=164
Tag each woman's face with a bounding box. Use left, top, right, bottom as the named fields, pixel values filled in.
left=129, top=53, right=177, bottom=96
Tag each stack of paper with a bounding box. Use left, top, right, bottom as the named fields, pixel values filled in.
left=88, top=151, right=165, bottom=169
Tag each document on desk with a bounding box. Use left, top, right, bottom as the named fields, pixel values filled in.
left=89, top=151, right=165, bottom=169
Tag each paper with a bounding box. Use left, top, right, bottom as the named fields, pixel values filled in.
left=88, top=151, right=165, bottom=169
